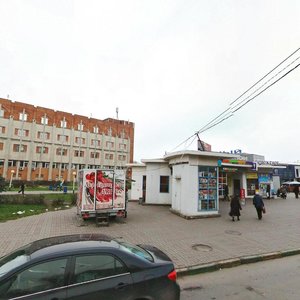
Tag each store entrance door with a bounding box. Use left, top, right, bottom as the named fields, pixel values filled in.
left=234, top=179, right=240, bottom=196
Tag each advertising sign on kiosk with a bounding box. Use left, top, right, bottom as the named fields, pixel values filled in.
left=240, top=188, right=245, bottom=205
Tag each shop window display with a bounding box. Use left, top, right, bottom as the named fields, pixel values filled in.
left=218, top=172, right=227, bottom=197
left=198, top=166, right=218, bottom=211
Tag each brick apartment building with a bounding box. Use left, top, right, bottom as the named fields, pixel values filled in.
left=0, top=98, right=134, bottom=183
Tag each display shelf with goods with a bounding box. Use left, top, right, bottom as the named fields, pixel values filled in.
left=198, top=166, right=218, bottom=211
left=218, top=172, right=227, bottom=197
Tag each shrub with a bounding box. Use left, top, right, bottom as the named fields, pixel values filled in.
left=0, top=177, right=5, bottom=192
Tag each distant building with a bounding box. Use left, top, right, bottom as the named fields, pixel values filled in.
left=0, top=98, right=134, bottom=182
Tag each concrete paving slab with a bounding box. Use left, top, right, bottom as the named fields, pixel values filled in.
left=0, top=193, right=300, bottom=275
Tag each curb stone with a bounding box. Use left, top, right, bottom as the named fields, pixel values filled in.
left=177, top=249, right=300, bottom=277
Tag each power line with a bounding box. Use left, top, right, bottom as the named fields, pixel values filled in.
left=229, top=47, right=300, bottom=106
left=171, top=47, right=300, bottom=151
left=232, top=63, right=300, bottom=114
left=231, top=55, right=300, bottom=112
left=198, top=52, right=300, bottom=135
left=199, top=63, right=300, bottom=134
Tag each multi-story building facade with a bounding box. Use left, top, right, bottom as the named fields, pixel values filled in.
left=0, top=98, right=134, bottom=182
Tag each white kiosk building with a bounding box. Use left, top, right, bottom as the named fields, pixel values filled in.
left=128, top=150, right=285, bottom=219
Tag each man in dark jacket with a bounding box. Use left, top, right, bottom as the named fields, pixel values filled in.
left=253, top=191, right=265, bottom=220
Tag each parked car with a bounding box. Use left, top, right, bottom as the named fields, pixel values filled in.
left=0, top=234, right=180, bottom=300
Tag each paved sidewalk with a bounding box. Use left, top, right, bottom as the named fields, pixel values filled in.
left=0, top=193, right=300, bottom=275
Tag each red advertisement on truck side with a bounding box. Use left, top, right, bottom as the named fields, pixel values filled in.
left=77, top=169, right=126, bottom=219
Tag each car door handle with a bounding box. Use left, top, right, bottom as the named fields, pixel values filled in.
left=115, top=282, right=128, bottom=290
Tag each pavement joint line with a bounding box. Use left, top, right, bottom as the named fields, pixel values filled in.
left=177, top=248, right=300, bottom=277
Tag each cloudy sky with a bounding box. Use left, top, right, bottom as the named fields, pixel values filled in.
left=0, top=0, right=299, bottom=163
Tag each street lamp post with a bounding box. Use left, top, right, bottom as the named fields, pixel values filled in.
left=9, top=170, right=15, bottom=190
left=72, top=171, right=77, bottom=194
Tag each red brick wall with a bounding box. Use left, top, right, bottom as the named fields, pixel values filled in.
left=0, top=98, right=135, bottom=163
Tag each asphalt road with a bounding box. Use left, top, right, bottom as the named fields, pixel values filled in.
left=179, top=254, right=300, bottom=300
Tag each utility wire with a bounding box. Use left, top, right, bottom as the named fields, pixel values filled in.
left=198, top=54, right=300, bottom=135
left=231, top=55, right=300, bottom=111
left=199, top=62, right=300, bottom=134
left=229, top=47, right=300, bottom=106
left=232, top=63, right=300, bottom=114
left=171, top=47, right=300, bottom=151
left=196, top=48, right=300, bottom=135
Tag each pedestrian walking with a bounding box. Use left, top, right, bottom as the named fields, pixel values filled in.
left=18, top=182, right=25, bottom=195
left=253, top=191, right=265, bottom=220
left=266, top=184, right=271, bottom=199
left=229, top=194, right=242, bottom=221
left=294, top=185, right=299, bottom=199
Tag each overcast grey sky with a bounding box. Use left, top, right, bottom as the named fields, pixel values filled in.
left=0, top=0, right=299, bottom=163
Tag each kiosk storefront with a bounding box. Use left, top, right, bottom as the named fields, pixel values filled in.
left=163, top=151, right=241, bottom=218
left=246, top=172, right=259, bottom=196
left=218, top=158, right=256, bottom=198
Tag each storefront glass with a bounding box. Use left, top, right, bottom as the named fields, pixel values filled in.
left=218, top=171, right=227, bottom=197
left=198, top=166, right=218, bottom=211
left=246, top=173, right=258, bottom=196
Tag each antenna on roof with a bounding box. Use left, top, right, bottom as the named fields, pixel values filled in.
left=116, top=107, right=119, bottom=119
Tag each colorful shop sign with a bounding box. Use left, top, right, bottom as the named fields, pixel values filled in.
left=246, top=173, right=258, bottom=179
left=218, top=159, right=257, bottom=170
left=258, top=174, right=271, bottom=183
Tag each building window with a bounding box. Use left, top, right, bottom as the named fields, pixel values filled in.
left=37, top=131, right=50, bottom=139
left=57, top=134, right=69, bottom=143
left=119, top=143, right=126, bottom=150
left=118, top=155, right=126, bottom=161
left=0, top=126, right=5, bottom=134
left=60, top=120, right=67, bottom=128
left=0, top=142, right=3, bottom=150
left=78, top=123, right=84, bottom=131
left=75, top=137, right=85, bottom=144
left=105, top=153, right=113, bottom=160
left=91, top=152, right=100, bottom=159
left=19, top=112, right=27, bottom=121
left=93, top=126, right=99, bottom=134
left=56, top=148, right=67, bottom=156
left=41, top=116, right=48, bottom=125
left=106, top=141, right=114, bottom=148
left=160, top=176, right=169, bottom=193
left=91, top=139, right=100, bottom=147
left=74, top=150, right=84, bottom=157
left=61, top=163, right=68, bottom=169
left=13, top=144, right=27, bottom=152
left=36, top=146, right=48, bottom=154
left=15, top=128, right=29, bottom=137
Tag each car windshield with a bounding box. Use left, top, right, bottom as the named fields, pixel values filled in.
left=0, top=249, right=30, bottom=277
left=119, top=242, right=154, bottom=262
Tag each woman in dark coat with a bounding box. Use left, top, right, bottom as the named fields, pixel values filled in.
left=230, top=194, right=242, bottom=221
left=294, top=185, right=299, bottom=199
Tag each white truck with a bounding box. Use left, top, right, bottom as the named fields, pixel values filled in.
left=77, top=169, right=127, bottom=224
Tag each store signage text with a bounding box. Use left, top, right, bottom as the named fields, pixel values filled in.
left=257, top=161, right=279, bottom=166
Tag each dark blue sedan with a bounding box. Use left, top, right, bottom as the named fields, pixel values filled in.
left=0, top=234, right=180, bottom=299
